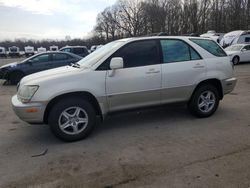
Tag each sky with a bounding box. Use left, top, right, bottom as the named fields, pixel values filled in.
left=0, top=0, right=117, bottom=41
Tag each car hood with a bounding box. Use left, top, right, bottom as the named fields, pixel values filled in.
left=225, top=51, right=239, bottom=55
left=0, top=62, right=19, bottom=69
left=20, top=65, right=89, bottom=86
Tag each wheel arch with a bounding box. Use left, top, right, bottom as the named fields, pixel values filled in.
left=232, top=55, right=240, bottom=63
left=6, top=69, right=25, bottom=79
left=192, top=79, right=223, bottom=100
left=43, top=91, right=103, bottom=124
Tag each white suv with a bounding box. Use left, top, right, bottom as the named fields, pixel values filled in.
left=12, top=36, right=237, bottom=141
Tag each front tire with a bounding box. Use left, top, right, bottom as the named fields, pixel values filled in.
left=232, top=56, right=239, bottom=65
left=48, top=98, right=96, bottom=141
left=188, top=84, right=220, bottom=118
left=9, top=71, right=25, bottom=85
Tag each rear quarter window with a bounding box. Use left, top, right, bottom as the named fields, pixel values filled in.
left=190, top=39, right=227, bottom=57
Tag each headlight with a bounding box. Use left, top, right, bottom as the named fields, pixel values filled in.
left=17, top=85, right=39, bottom=103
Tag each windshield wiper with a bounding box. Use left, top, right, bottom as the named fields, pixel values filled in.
left=71, top=63, right=81, bottom=68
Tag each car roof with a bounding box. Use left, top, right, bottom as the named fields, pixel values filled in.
left=31, top=51, right=82, bottom=59
left=60, top=46, right=87, bottom=49
left=229, top=44, right=248, bottom=47
left=116, top=36, right=212, bottom=43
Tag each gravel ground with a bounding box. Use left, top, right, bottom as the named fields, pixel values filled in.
left=0, top=58, right=250, bottom=188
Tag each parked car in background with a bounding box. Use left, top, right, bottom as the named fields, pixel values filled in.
left=11, top=36, right=236, bottom=141
left=50, top=45, right=59, bottom=51
left=220, top=30, right=250, bottom=48
left=60, top=46, right=89, bottom=57
left=96, top=45, right=104, bottom=49
left=200, top=30, right=224, bottom=43
left=0, top=47, right=7, bottom=57
left=90, top=45, right=97, bottom=53
left=0, top=52, right=82, bottom=84
left=37, top=47, right=47, bottom=53
left=89, top=45, right=104, bottom=53
left=8, top=46, right=20, bottom=57
left=24, top=46, right=35, bottom=57
left=225, top=44, right=250, bottom=64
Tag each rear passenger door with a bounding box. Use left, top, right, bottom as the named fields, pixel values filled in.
left=160, top=39, right=206, bottom=103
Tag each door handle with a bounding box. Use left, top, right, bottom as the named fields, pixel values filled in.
left=193, top=63, right=205, bottom=69
left=146, top=70, right=160, bottom=74
left=146, top=68, right=160, bottom=74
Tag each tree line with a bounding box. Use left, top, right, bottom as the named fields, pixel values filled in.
left=94, top=0, right=250, bottom=41
left=0, top=37, right=105, bottom=50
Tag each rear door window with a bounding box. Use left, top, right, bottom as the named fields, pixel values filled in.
left=31, top=54, right=50, bottom=63
left=73, top=48, right=84, bottom=54
left=160, top=39, right=201, bottom=63
left=190, top=39, right=227, bottom=57
left=61, top=48, right=71, bottom=53
left=53, top=53, right=69, bottom=61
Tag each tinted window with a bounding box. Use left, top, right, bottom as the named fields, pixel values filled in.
left=245, top=37, right=250, bottom=43
left=190, top=47, right=201, bottom=60
left=53, top=53, right=69, bottom=61
left=243, top=45, right=250, bottom=50
left=10, top=48, right=17, bottom=52
left=114, top=40, right=159, bottom=68
left=190, top=39, right=227, bottom=57
left=160, top=40, right=201, bottom=63
left=161, top=40, right=190, bottom=63
left=61, top=48, right=71, bottom=53
left=73, top=48, right=85, bottom=54
left=32, top=54, right=49, bottom=63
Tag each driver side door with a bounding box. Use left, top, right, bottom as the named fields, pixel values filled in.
left=26, top=54, right=52, bottom=74
left=105, top=40, right=162, bottom=112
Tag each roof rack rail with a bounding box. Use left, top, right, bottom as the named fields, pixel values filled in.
left=142, top=32, right=168, bottom=37
left=181, top=33, right=200, bottom=37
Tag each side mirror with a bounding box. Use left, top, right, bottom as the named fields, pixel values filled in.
left=109, top=57, right=124, bottom=77
left=110, top=57, right=124, bottom=70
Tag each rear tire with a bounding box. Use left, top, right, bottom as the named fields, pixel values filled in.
left=188, top=84, right=220, bottom=118
left=232, top=56, right=239, bottom=65
left=48, top=97, right=96, bottom=142
left=9, top=71, right=25, bottom=85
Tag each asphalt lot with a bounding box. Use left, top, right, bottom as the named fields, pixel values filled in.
left=0, top=58, right=250, bottom=188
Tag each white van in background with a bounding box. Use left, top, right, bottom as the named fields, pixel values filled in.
left=220, top=30, right=250, bottom=48
left=50, top=45, right=59, bottom=51
left=0, top=47, right=7, bottom=57
left=8, top=46, right=20, bottom=57
left=200, top=30, right=224, bottom=43
left=37, top=47, right=46, bottom=53
left=24, top=46, right=35, bottom=57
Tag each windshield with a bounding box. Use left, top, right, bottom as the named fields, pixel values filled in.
left=10, top=48, right=17, bottom=52
left=225, top=45, right=243, bottom=51
left=78, top=40, right=124, bottom=67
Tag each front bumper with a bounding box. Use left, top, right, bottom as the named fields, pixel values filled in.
left=11, top=95, right=46, bottom=123
left=0, top=69, right=6, bottom=79
left=221, top=77, right=237, bottom=95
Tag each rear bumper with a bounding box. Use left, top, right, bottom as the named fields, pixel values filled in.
left=221, top=77, right=237, bottom=95
left=11, top=95, right=46, bottom=123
